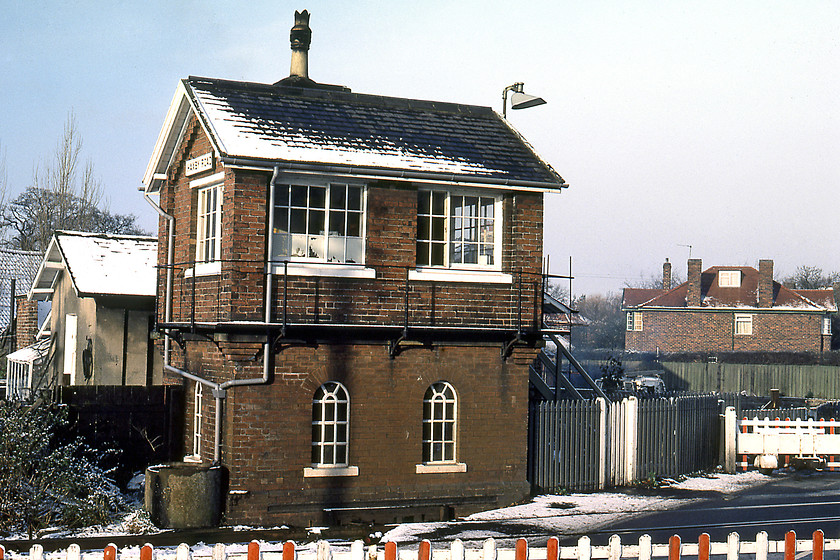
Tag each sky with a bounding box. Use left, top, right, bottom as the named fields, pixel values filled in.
left=1, top=1, right=838, bottom=296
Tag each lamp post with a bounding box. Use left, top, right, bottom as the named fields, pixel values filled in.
left=502, top=82, right=547, bottom=118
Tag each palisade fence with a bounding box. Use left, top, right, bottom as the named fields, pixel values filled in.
left=1, top=531, right=834, bottom=560
left=529, top=394, right=721, bottom=493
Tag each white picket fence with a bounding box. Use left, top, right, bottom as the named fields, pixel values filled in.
left=1, top=531, right=832, bottom=560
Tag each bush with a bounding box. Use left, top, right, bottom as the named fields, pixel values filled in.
left=0, top=401, right=127, bottom=538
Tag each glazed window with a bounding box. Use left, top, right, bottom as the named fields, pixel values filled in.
left=196, top=183, right=222, bottom=263
left=823, top=316, right=832, bottom=336
left=417, top=190, right=500, bottom=269
left=273, top=183, right=364, bottom=264
left=192, top=382, right=203, bottom=459
left=735, top=314, right=753, bottom=336
left=719, top=270, right=741, bottom=288
left=422, top=381, right=457, bottom=463
left=311, top=382, right=349, bottom=467
left=626, top=312, right=643, bottom=331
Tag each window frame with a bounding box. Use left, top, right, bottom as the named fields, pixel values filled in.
left=626, top=311, right=643, bottom=331
left=823, top=316, right=832, bottom=336
left=415, top=188, right=503, bottom=272
left=188, top=382, right=203, bottom=461
left=271, top=181, right=367, bottom=266
left=718, top=270, right=741, bottom=288
left=310, top=381, right=350, bottom=468
left=734, top=313, right=753, bottom=336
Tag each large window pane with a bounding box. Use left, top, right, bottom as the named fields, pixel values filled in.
left=273, top=183, right=365, bottom=264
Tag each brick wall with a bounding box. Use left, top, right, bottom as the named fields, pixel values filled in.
left=154, top=120, right=546, bottom=525
left=178, top=339, right=535, bottom=526
left=625, top=309, right=826, bottom=353
left=15, top=296, right=39, bottom=349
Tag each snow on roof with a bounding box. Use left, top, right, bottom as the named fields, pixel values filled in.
left=144, top=77, right=566, bottom=193
left=30, top=231, right=157, bottom=300
left=623, top=265, right=836, bottom=312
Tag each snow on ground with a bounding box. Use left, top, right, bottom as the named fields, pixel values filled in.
left=383, top=471, right=771, bottom=545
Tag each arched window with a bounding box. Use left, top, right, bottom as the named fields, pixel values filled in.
left=192, top=382, right=203, bottom=459
left=422, top=381, right=457, bottom=463
left=311, top=382, right=349, bottom=466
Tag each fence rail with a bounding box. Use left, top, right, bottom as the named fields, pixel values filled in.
left=0, top=531, right=831, bottom=560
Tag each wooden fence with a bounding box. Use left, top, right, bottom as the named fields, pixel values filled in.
left=529, top=395, right=720, bottom=493
left=0, top=531, right=832, bottom=560
left=661, top=361, right=840, bottom=398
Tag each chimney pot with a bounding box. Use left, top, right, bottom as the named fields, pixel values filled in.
left=663, top=259, right=672, bottom=291
left=289, top=10, right=312, bottom=79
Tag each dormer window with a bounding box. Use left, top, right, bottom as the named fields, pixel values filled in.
left=718, top=270, right=741, bottom=288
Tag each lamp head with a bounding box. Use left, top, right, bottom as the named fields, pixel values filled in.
left=510, top=91, right=547, bottom=110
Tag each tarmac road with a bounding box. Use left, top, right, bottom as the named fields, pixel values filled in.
left=579, top=469, right=840, bottom=546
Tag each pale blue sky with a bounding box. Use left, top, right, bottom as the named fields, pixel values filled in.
left=2, top=1, right=838, bottom=295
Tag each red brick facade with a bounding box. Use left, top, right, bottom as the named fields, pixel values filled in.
left=623, top=260, right=835, bottom=354
left=624, top=309, right=829, bottom=353
left=14, top=296, right=39, bottom=350
left=156, top=122, right=545, bottom=525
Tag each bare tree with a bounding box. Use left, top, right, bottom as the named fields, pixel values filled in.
left=782, top=266, right=840, bottom=290
left=0, top=113, right=146, bottom=252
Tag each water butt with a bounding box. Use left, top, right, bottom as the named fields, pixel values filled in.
left=145, top=462, right=228, bottom=528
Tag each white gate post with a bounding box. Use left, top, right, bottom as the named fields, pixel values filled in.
left=724, top=406, right=737, bottom=474
left=624, top=396, right=638, bottom=485
left=597, top=397, right=607, bottom=490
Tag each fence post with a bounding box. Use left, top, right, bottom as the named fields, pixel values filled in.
left=176, top=542, right=191, bottom=560
left=726, top=532, right=740, bottom=560
left=285, top=541, right=297, bottom=560
left=638, top=535, right=652, bottom=560
left=625, top=396, right=638, bottom=484
left=784, top=531, right=796, bottom=560
left=724, top=406, right=737, bottom=473
left=813, top=530, right=824, bottom=560
left=30, top=545, right=44, bottom=560
left=68, top=544, right=81, bottom=560
left=483, top=538, right=497, bottom=560
left=249, top=541, right=262, bottom=560
left=755, top=531, right=768, bottom=560
left=419, top=541, right=432, bottom=560
left=451, top=539, right=465, bottom=560
left=578, top=536, right=592, bottom=560
left=597, top=397, right=607, bottom=490
left=516, top=539, right=528, bottom=560
left=609, top=535, right=622, bottom=560
left=212, top=544, right=225, bottom=560
left=105, top=544, right=118, bottom=560
left=141, top=544, right=154, bottom=560
left=547, top=537, right=559, bottom=560
left=698, top=533, right=710, bottom=560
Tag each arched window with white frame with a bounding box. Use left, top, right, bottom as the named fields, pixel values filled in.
left=311, top=381, right=349, bottom=467
left=191, top=382, right=203, bottom=460
left=422, top=381, right=457, bottom=463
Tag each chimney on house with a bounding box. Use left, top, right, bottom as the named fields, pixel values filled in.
left=758, top=259, right=774, bottom=308
left=686, top=258, right=702, bottom=306
left=289, top=10, right=312, bottom=79
left=663, top=259, right=672, bottom=291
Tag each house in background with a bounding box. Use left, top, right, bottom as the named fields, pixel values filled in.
left=6, top=231, right=162, bottom=400
left=141, top=11, right=566, bottom=526
left=622, top=259, right=836, bottom=353
left=0, top=248, right=43, bottom=399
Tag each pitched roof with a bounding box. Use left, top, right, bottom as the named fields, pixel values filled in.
left=144, top=77, right=566, bottom=193
left=0, top=248, right=42, bottom=329
left=29, top=231, right=158, bottom=301
left=622, top=265, right=837, bottom=312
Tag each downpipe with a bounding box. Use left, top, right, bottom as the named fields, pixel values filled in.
left=156, top=166, right=283, bottom=464
left=143, top=190, right=174, bottom=366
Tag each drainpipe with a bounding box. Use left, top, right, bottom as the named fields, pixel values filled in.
left=159, top=166, right=282, bottom=464
left=144, top=188, right=174, bottom=366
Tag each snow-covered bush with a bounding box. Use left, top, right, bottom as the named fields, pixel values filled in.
left=0, top=401, right=128, bottom=538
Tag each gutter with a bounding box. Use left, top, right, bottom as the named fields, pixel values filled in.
left=219, top=156, right=569, bottom=193
left=150, top=166, right=283, bottom=463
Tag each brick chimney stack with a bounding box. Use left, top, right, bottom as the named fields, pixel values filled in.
left=686, top=258, right=702, bottom=306
left=758, top=259, right=774, bottom=308
left=663, top=259, right=672, bottom=291
left=289, top=10, right=312, bottom=79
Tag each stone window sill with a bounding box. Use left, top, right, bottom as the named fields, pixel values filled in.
left=303, top=465, right=360, bottom=478
left=409, top=268, right=512, bottom=284
left=415, top=462, right=467, bottom=474
left=272, top=263, right=376, bottom=279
